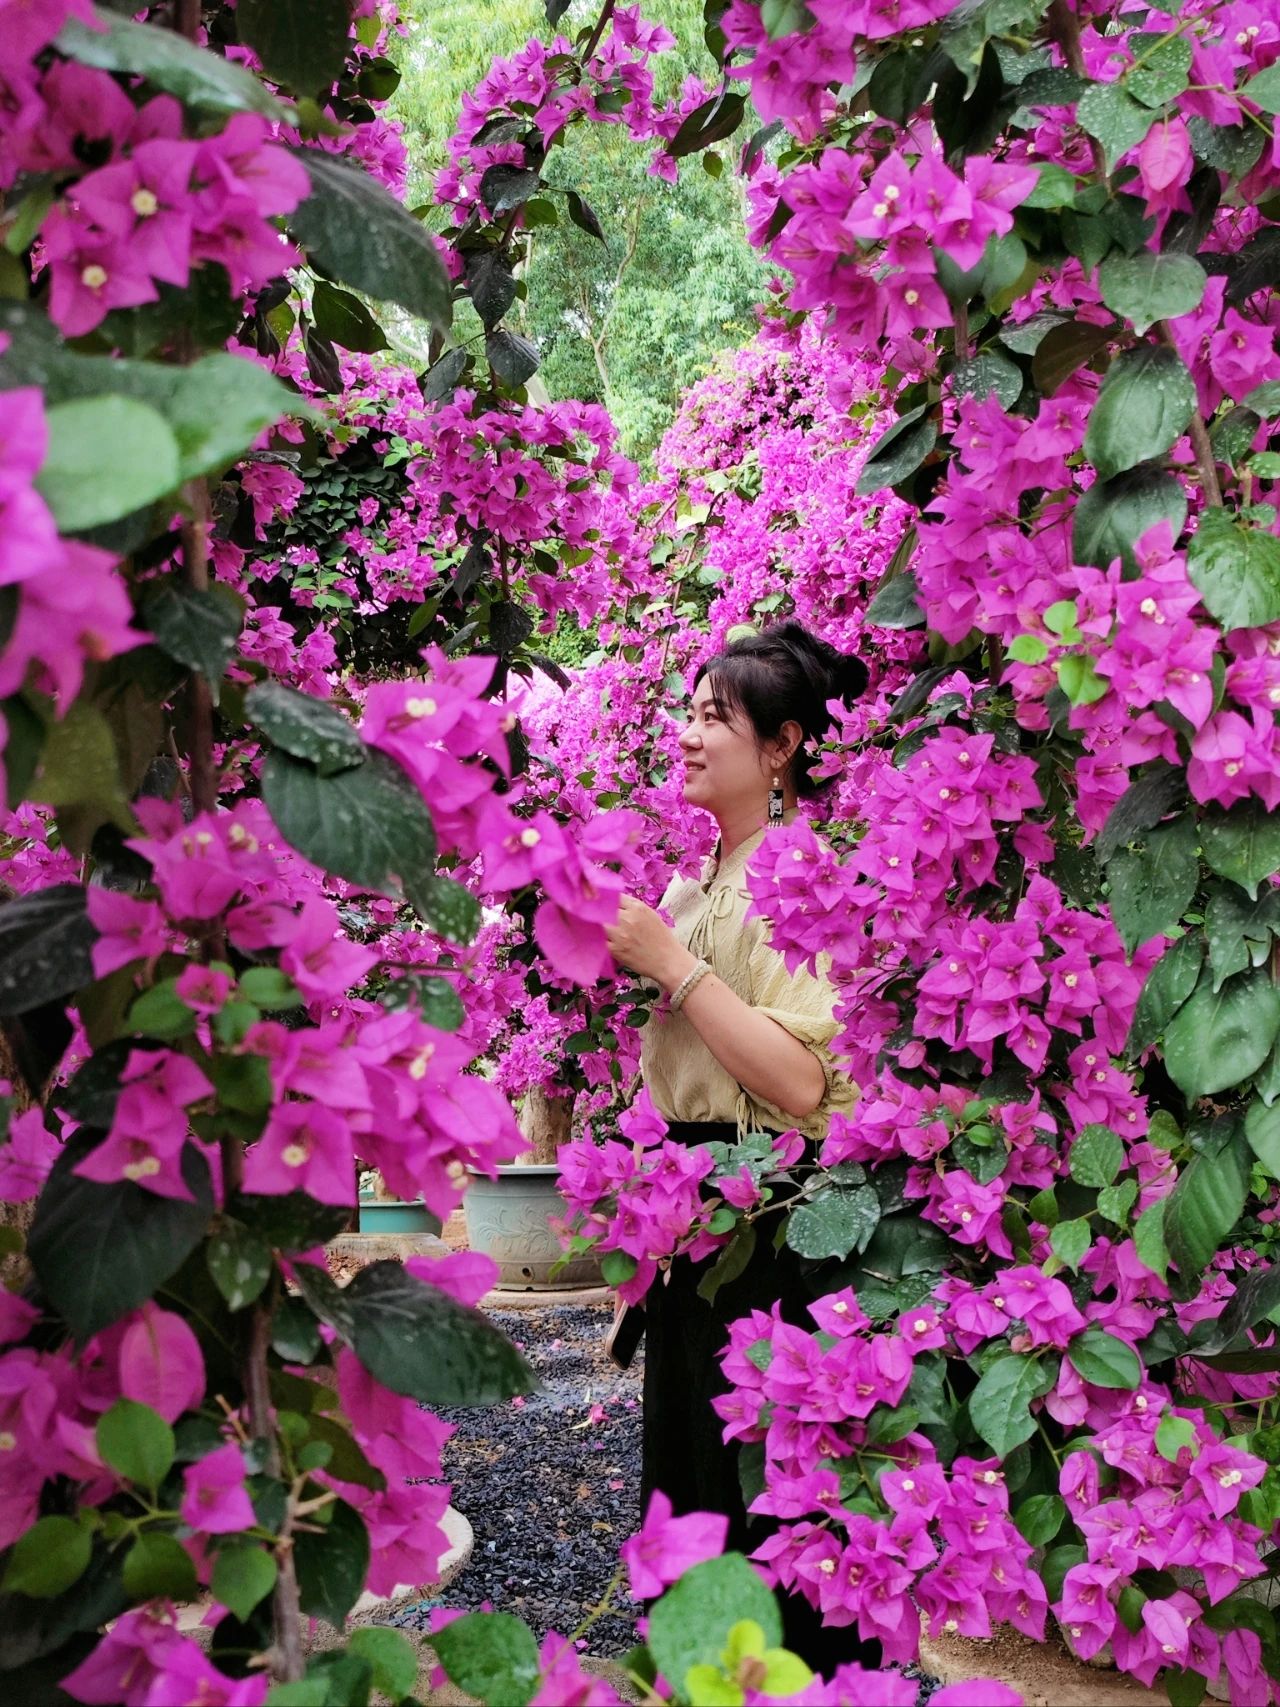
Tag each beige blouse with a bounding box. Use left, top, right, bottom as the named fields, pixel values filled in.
left=639, top=820, right=857, bottom=1141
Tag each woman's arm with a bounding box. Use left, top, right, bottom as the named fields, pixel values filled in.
left=604, top=897, right=826, bottom=1120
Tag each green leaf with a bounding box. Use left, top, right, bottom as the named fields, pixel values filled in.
left=1133, top=1199, right=1170, bottom=1282
left=1097, top=251, right=1206, bottom=334
left=697, top=1223, right=758, bottom=1305
left=1084, top=345, right=1197, bottom=479
left=433, top=1611, right=539, bottom=1707
left=486, top=329, right=540, bottom=388
left=293, top=1497, right=369, bottom=1630
left=36, top=395, right=180, bottom=532
left=668, top=90, right=747, bottom=159
left=1164, top=1121, right=1250, bottom=1279
left=1125, top=34, right=1192, bottom=107
left=143, top=584, right=242, bottom=705
left=164, top=354, right=304, bottom=479
left=649, top=1555, right=781, bottom=1703
left=1067, top=1327, right=1142, bottom=1389
left=953, top=349, right=1022, bottom=409
left=1073, top=465, right=1187, bottom=576
left=1097, top=1180, right=1138, bottom=1226
left=379, top=973, right=465, bottom=1032
left=1186, top=510, right=1280, bottom=630
left=261, top=747, right=437, bottom=909
left=2, top=1517, right=91, bottom=1599
left=1069, top=1124, right=1125, bottom=1188
left=235, top=1192, right=350, bottom=1252
left=57, top=8, right=287, bottom=118
left=600, top=1249, right=638, bottom=1287
left=1201, top=800, right=1280, bottom=900
left=1205, top=884, right=1280, bottom=992
left=0, top=883, right=95, bottom=1017
left=239, top=968, right=300, bottom=1011
left=313, top=1260, right=536, bottom=1407
left=289, top=152, right=451, bottom=332
left=1077, top=81, right=1154, bottom=171
left=207, top=1220, right=273, bottom=1312
left=1097, top=765, right=1188, bottom=865
left=1105, top=811, right=1198, bottom=955
left=1021, top=163, right=1077, bottom=209
left=1013, top=1493, right=1066, bottom=1548
left=1245, top=1099, right=1280, bottom=1176
left=785, top=1186, right=881, bottom=1261
left=212, top=1543, right=278, bottom=1622
left=30, top=1136, right=214, bottom=1343
left=1050, top=1217, right=1092, bottom=1270
left=246, top=682, right=364, bottom=776
left=566, top=190, right=605, bottom=242
left=1242, top=61, right=1280, bottom=115
left=1155, top=1412, right=1200, bottom=1462
left=348, top=1629, right=418, bottom=1703
left=1031, top=316, right=1114, bottom=397
left=1187, top=116, right=1264, bottom=178
left=479, top=164, right=541, bottom=217
left=969, top=1355, right=1048, bottom=1457
left=268, top=1652, right=374, bottom=1707
left=97, top=1399, right=175, bottom=1489
left=309, top=281, right=389, bottom=355
left=407, top=874, right=481, bottom=944
left=866, top=568, right=925, bottom=630
left=237, top=0, right=351, bottom=96
left=122, top=1531, right=197, bottom=1603
left=855, top=406, right=936, bottom=496
left=1164, top=968, right=1280, bottom=1100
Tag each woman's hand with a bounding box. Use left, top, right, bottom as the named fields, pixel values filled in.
left=604, top=895, right=693, bottom=990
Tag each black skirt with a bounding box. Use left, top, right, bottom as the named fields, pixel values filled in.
left=639, top=1120, right=882, bottom=1675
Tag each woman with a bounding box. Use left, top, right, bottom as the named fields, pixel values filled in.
left=603, top=621, right=874, bottom=1668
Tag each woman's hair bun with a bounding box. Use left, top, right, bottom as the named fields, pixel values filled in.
left=758, top=621, right=868, bottom=709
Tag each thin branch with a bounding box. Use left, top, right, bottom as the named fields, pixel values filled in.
left=1157, top=321, right=1223, bottom=506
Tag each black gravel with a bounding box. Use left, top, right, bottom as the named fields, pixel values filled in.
left=395, top=1302, right=644, bottom=1655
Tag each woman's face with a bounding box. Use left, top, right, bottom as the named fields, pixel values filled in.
left=678, top=676, right=775, bottom=816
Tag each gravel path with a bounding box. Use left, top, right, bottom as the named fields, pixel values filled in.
left=396, top=1301, right=644, bottom=1655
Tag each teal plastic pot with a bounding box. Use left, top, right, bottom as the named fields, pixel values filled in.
left=464, top=1165, right=603, bottom=1291
left=357, top=1198, right=439, bottom=1235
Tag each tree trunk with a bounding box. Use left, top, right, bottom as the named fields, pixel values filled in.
left=517, top=1086, right=575, bottom=1166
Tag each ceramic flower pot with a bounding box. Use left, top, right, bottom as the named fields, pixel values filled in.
left=464, top=1164, right=603, bottom=1290
left=356, top=1195, right=440, bottom=1235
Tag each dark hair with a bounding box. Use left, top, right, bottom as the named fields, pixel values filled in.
left=692, top=621, right=868, bottom=798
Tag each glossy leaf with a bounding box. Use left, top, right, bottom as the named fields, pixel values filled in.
left=1084, top=345, right=1197, bottom=479
left=143, top=584, right=242, bottom=705
left=1201, top=800, right=1280, bottom=899
left=785, top=1186, right=881, bottom=1261
left=968, top=1354, right=1047, bottom=1456
left=207, top=1220, right=273, bottom=1312
left=36, top=395, right=180, bottom=532
left=1164, top=1121, right=1250, bottom=1280
left=1164, top=968, right=1280, bottom=1100
left=1073, top=465, right=1187, bottom=575
left=0, top=884, right=95, bottom=1017
left=96, top=1399, right=175, bottom=1489
left=855, top=406, right=936, bottom=496
left=1105, top=811, right=1198, bottom=954
left=1067, top=1327, right=1142, bottom=1389
left=432, top=1612, right=540, bottom=1707
left=237, top=0, right=351, bottom=96
left=246, top=681, right=364, bottom=776
left=57, top=8, right=286, bottom=118
left=1097, top=251, right=1206, bottom=332
left=649, top=1555, right=781, bottom=1702
left=293, top=1497, right=369, bottom=1630
left=1186, top=510, right=1280, bottom=631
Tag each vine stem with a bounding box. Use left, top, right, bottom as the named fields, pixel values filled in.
left=181, top=483, right=219, bottom=816
left=1046, top=0, right=1107, bottom=180
left=582, top=0, right=617, bottom=65
left=1156, top=322, right=1223, bottom=507
left=246, top=1295, right=306, bottom=1683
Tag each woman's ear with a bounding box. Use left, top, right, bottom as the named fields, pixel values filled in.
left=775, top=719, right=804, bottom=772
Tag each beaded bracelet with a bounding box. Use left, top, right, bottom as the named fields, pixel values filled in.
left=669, top=957, right=712, bottom=1012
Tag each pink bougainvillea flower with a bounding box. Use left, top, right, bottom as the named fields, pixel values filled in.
left=180, top=1444, right=256, bottom=1534
left=85, top=890, right=168, bottom=978
left=118, top=1304, right=205, bottom=1423
left=620, top=1490, right=728, bottom=1600
left=0, top=1105, right=61, bottom=1201
left=243, top=1100, right=355, bottom=1204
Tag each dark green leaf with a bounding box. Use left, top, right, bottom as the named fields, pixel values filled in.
left=1164, top=1120, right=1250, bottom=1279
left=30, top=1137, right=213, bottom=1342
left=1245, top=1099, right=1280, bottom=1177
left=289, top=152, right=451, bottom=331
left=2, top=1517, right=91, bottom=1599
left=1106, top=811, right=1198, bottom=954
left=237, top=0, right=351, bottom=96
left=855, top=406, right=936, bottom=496
left=1194, top=1254, right=1280, bottom=1355
left=1187, top=116, right=1264, bottom=177
left=315, top=1260, right=536, bottom=1406
left=486, top=329, right=540, bottom=387
left=566, top=190, right=605, bottom=242
left=246, top=681, right=363, bottom=776
left=310, top=281, right=388, bottom=354
left=696, top=1223, right=757, bottom=1304
left=1125, top=34, right=1191, bottom=107
left=97, top=1399, right=175, bottom=1489
left=432, top=1611, right=539, bottom=1707
left=953, top=349, right=1022, bottom=409
left=1205, top=884, right=1280, bottom=992
left=1133, top=1199, right=1170, bottom=1283
left=271, top=1294, right=323, bottom=1365
left=479, top=164, right=541, bottom=217
left=144, top=584, right=242, bottom=705
left=648, top=1555, right=781, bottom=1698
left=1164, top=968, right=1280, bottom=1100
left=1201, top=800, right=1280, bottom=900
left=421, top=346, right=469, bottom=403
left=212, top=1543, right=277, bottom=1622
left=1187, top=510, right=1280, bottom=630
left=406, top=874, right=481, bottom=944
left=668, top=91, right=747, bottom=159
left=207, top=1220, right=274, bottom=1312
left=1127, top=930, right=1204, bottom=1056
left=1068, top=1327, right=1142, bottom=1389
left=380, top=973, right=465, bottom=1032
left=968, top=1354, right=1048, bottom=1456
left=786, top=1185, right=881, bottom=1261
left=466, top=253, right=518, bottom=330
left=1096, top=764, right=1186, bottom=863
left=1097, top=251, right=1206, bottom=333
left=0, top=884, right=94, bottom=1017
left=236, top=1192, right=352, bottom=1252
left=1069, top=1124, right=1125, bottom=1188
left=1084, top=345, right=1197, bottom=479
left=1077, top=82, right=1154, bottom=171
left=262, top=746, right=437, bottom=906
left=1013, top=1493, right=1066, bottom=1548
left=122, top=1532, right=197, bottom=1603
left=57, top=9, right=286, bottom=118
left=866, top=568, right=926, bottom=630
left=269, top=1651, right=373, bottom=1707
left=36, top=395, right=180, bottom=532
left=293, top=1497, right=369, bottom=1629
left=1073, top=465, right=1187, bottom=575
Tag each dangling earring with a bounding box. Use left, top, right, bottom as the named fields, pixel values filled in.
left=768, top=773, right=784, bottom=827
